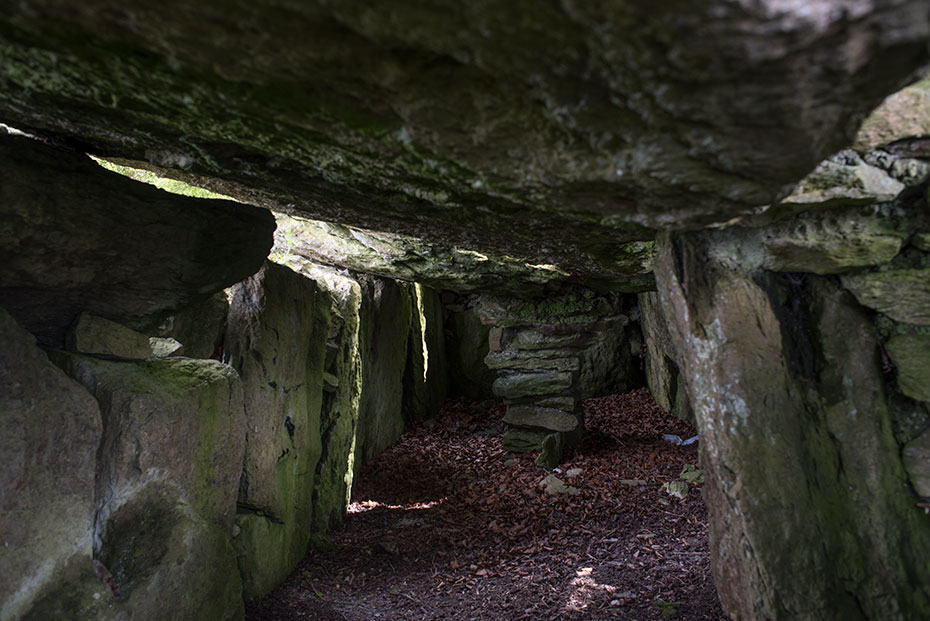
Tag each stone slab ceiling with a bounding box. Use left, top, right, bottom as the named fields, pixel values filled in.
left=0, top=1, right=928, bottom=285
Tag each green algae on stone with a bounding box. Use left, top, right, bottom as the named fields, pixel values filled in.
left=224, top=262, right=331, bottom=600
left=885, top=334, right=930, bottom=402
left=903, top=429, right=930, bottom=497
left=46, top=353, right=247, bottom=621
left=841, top=268, right=930, bottom=325
left=492, top=371, right=573, bottom=400
left=503, top=406, right=579, bottom=432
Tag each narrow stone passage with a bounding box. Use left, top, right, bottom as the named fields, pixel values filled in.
left=246, top=390, right=724, bottom=620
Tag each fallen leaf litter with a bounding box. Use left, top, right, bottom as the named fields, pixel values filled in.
left=246, top=388, right=725, bottom=620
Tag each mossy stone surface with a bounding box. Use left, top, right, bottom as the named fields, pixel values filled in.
left=841, top=268, right=930, bottom=325
left=299, top=266, right=364, bottom=535
left=484, top=348, right=581, bottom=372
left=639, top=292, right=691, bottom=420
left=903, top=429, right=930, bottom=497
left=503, top=406, right=579, bottom=432
left=656, top=231, right=930, bottom=620
left=502, top=428, right=549, bottom=453
left=0, top=1, right=925, bottom=289
left=885, top=334, right=930, bottom=402
left=225, top=262, right=331, bottom=600
left=49, top=353, right=247, bottom=621
left=492, top=371, right=573, bottom=400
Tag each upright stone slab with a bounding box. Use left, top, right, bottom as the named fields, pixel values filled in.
left=50, top=354, right=247, bottom=621
left=841, top=268, right=930, bottom=325
left=225, top=261, right=330, bottom=600
left=479, top=290, right=637, bottom=466
left=638, top=292, right=692, bottom=422
left=656, top=230, right=930, bottom=620
left=305, top=268, right=364, bottom=536
left=885, top=333, right=930, bottom=403
left=355, top=275, right=412, bottom=464
left=403, top=283, right=448, bottom=420
left=0, top=309, right=102, bottom=621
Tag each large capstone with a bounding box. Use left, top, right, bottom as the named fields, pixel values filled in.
left=0, top=308, right=102, bottom=620
left=225, top=261, right=331, bottom=600
left=0, top=133, right=274, bottom=346
left=0, top=2, right=927, bottom=290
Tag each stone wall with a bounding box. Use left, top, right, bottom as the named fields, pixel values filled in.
left=0, top=309, right=102, bottom=621
left=403, top=284, right=449, bottom=421
left=477, top=290, right=639, bottom=467
left=655, top=184, right=930, bottom=618
left=355, top=275, right=413, bottom=464
left=1, top=250, right=452, bottom=617
left=638, top=292, right=692, bottom=423
left=224, top=262, right=330, bottom=600
left=48, top=352, right=248, bottom=621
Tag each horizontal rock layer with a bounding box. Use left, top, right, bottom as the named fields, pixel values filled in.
left=0, top=2, right=927, bottom=288
left=0, top=134, right=275, bottom=346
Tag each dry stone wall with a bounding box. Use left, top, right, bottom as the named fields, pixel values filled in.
left=477, top=290, right=638, bottom=468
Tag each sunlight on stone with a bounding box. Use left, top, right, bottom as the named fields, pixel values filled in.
left=88, top=156, right=234, bottom=200
left=415, top=283, right=430, bottom=382
left=346, top=499, right=446, bottom=514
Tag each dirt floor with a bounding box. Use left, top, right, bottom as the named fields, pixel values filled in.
left=246, top=389, right=726, bottom=620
